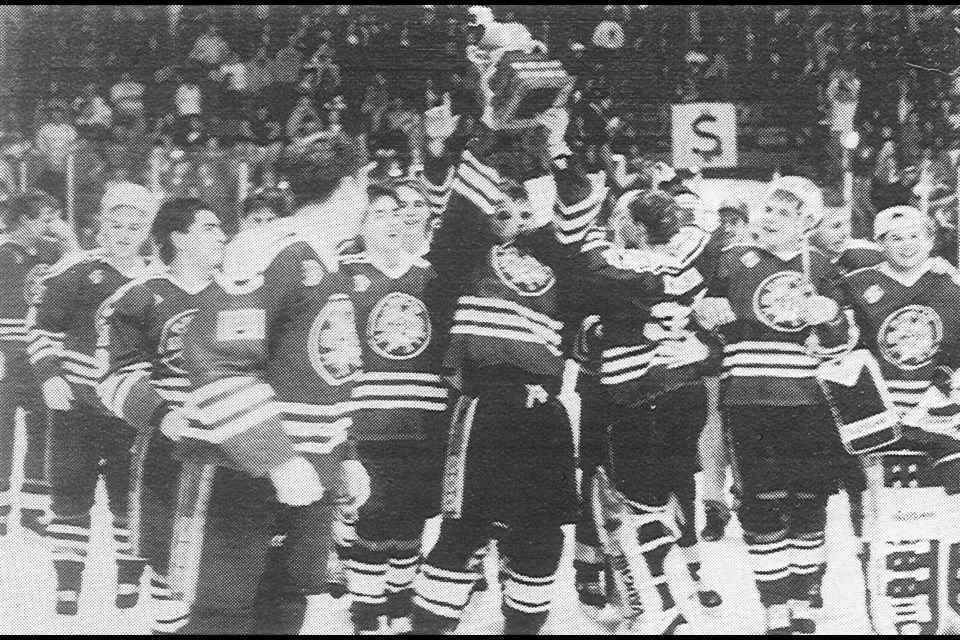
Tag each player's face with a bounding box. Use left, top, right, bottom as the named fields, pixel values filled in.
left=720, top=215, right=747, bottom=248
left=395, top=184, right=430, bottom=231
left=363, top=194, right=403, bottom=255
left=491, top=197, right=533, bottom=243
left=240, top=206, right=277, bottom=233
left=882, top=224, right=933, bottom=271
left=176, top=210, right=226, bottom=268
left=24, top=204, right=61, bottom=242
left=815, top=212, right=852, bottom=257
left=101, top=206, right=151, bottom=259
left=756, top=193, right=804, bottom=252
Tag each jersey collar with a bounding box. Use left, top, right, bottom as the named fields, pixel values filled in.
left=365, top=250, right=416, bottom=280
left=878, top=259, right=933, bottom=287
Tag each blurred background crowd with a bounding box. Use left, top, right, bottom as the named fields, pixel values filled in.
left=1, top=5, right=959, bottom=250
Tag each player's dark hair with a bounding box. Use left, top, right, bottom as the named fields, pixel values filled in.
left=7, top=190, right=61, bottom=229
left=362, top=185, right=400, bottom=223
left=280, top=131, right=367, bottom=206
left=242, top=189, right=288, bottom=220
left=152, top=198, right=217, bottom=264
left=626, top=190, right=682, bottom=246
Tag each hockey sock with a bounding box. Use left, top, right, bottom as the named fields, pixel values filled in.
left=386, top=552, right=420, bottom=628
left=468, top=543, right=490, bottom=592
left=48, top=512, right=90, bottom=612
left=149, top=572, right=190, bottom=634
left=114, top=517, right=144, bottom=608
left=0, top=490, right=9, bottom=537
left=790, top=492, right=828, bottom=606
left=502, top=602, right=549, bottom=636
left=346, top=546, right=389, bottom=630
left=742, top=492, right=792, bottom=607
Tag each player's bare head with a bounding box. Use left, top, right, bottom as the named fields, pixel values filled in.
left=874, top=205, right=935, bottom=271
left=9, top=190, right=62, bottom=240
left=99, top=182, right=159, bottom=260
left=489, top=178, right=532, bottom=244
left=280, top=131, right=368, bottom=208
left=393, top=179, right=431, bottom=230
left=153, top=198, right=226, bottom=268
left=361, top=186, right=403, bottom=255
left=756, top=176, right=822, bottom=252
left=814, top=203, right=852, bottom=257
left=718, top=198, right=749, bottom=248
left=612, top=189, right=681, bottom=248
left=240, top=190, right=288, bottom=233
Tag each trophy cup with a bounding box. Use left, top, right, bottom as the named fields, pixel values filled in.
left=466, top=6, right=574, bottom=131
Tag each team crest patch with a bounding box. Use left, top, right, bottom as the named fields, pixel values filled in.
left=864, top=284, right=884, bottom=305
left=89, top=269, right=104, bottom=284
left=308, top=295, right=362, bottom=385
left=878, top=305, right=943, bottom=371
left=23, top=263, right=51, bottom=305
left=160, top=310, right=197, bottom=375
left=493, top=245, right=555, bottom=296
left=302, top=260, right=324, bottom=287
left=367, top=292, right=431, bottom=360
left=741, top=252, right=760, bottom=268
left=752, top=270, right=812, bottom=332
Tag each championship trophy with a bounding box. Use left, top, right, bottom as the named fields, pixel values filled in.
left=466, top=6, right=574, bottom=131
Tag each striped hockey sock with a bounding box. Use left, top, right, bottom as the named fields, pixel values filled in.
left=48, top=514, right=90, bottom=615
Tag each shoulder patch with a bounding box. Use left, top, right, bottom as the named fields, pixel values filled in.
left=302, top=259, right=325, bottom=287
left=863, top=284, right=884, bottom=304
left=740, top=251, right=760, bottom=268
left=492, top=245, right=555, bottom=296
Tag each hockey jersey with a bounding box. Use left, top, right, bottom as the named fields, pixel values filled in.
left=27, top=250, right=158, bottom=410
left=338, top=250, right=447, bottom=441
left=0, top=239, right=60, bottom=351
left=593, top=225, right=720, bottom=404
left=183, top=220, right=362, bottom=478
left=844, top=261, right=960, bottom=412
left=708, top=243, right=853, bottom=407
left=97, top=271, right=211, bottom=434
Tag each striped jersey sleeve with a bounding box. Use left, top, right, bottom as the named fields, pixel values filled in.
left=97, top=281, right=166, bottom=434
left=25, top=262, right=78, bottom=384
left=182, top=244, right=307, bottom=477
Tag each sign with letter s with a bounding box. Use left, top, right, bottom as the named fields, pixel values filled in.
left=672, top=103, right=737, bottom=169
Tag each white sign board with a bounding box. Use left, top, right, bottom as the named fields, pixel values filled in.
left=672, top=102, right=738, bottom=169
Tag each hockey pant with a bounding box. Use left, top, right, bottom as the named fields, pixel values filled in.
left=726, top=404, right=839, bottom=608
left=165, top=451, right=346, bottom=635
left=47, top=405, right=140, bottom=599
left=862, top=444, right=960, bottom=635
left=599, top=384, right=707, bottom=630
left=0, top=346, right=49, bottom=534
left=413, top=386, right=576, bottom=633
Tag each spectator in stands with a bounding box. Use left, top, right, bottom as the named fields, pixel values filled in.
left=272, top=36, right=304, bottom=86
left=677, top=51, right=708, bottom=103
left=286, top=93, right=323, bottom=141
left=174, top=69, right=204, bottom=118
left=33, top=100, right=77, bottom=175
left=245, top=45, right=276, bottom=96
left=189, top=23, right=231, bottom=69
left=362, top=73, right=391, bottom=133
left=110, top=72, right=147, bottom=119
left=73, top=82, right=113, bottom=141
left=826, top=57, right=861, bottom=171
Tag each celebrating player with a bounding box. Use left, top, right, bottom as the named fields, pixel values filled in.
left=336, top=187, right=447, bottom=634
left=0, top=192, right=75, bottom=538
left=841, top=205, right=960, bottom=634
left=26, top=183, right=160, bottom=615
left=97, top=198, right=226, bottom=633
left=694, top=176, right=855, bottom=634
left=179, top=131, right=372, bottom=634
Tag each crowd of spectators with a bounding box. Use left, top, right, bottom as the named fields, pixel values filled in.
left=0, top=5, right=959, bottom=239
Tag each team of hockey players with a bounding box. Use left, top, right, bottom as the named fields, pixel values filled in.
left=1, top=90, right=960, bottom=638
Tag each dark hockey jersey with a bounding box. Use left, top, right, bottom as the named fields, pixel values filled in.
left=0, top=239, right=60, bottom=350
left=709, top=243, right=853, bottom=407
left=97, top=271, right=211, bottom=434
left=844, top=261, right=960, bottom=412
left=831, top=239, right=884, bottom=277
left=27, top=250, right=158, bottom=410
left=184, top=220, right=362, bottom=477
left=445, top=242, right=565, bottom=388
left=338, top=250, right=447, bottom=441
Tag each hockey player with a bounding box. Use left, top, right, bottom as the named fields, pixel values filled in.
left=694, top=176, right=855, bottom=634
left=573, top=189, right=722, bottom=632
left=337, top=187, right=447, bottom=634
left=410, top=173, right=577, bottom=636
left=97, top=198, right=226, bottom=633
left=0, top=192, right=75, bottom=538
left=26, top=182, right=160, bottom=615
left=841, top=205, right=960, bottom=635
left=179, top=131, right=372, bottom=634
left=814, top=203, right=884, bottom=276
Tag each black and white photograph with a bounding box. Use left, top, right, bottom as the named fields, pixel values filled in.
left=0, top=4, right=959, bottom=635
